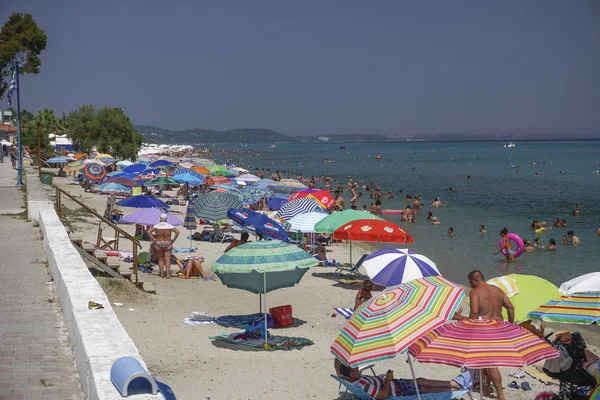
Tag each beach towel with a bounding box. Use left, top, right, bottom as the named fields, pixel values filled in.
left=156, top=379, right=176, bottom=400
left=487, top=276, right=519, bottom=297
left=334, top=307, right=354, bottom=320
left=209, top=332, right=313, bottom=349
left=173, top=248, right=196, bottom=253
left=183, top=313, right=274, bottom=328
left=523, top=365, right=559, bottom=385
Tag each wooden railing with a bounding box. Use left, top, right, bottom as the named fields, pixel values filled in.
left=54, top=187, right=142, bottom=284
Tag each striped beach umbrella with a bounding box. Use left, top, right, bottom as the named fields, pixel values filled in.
left=288, top=212, right=328, bottom=233
left=237, top=173, right=261, bottom=183
left=82, top=164, right=107, bottom=182
left=275, top=198, right=328, bottom=221
left=146, top=176, right=180, bottom=186
left=183, top=201, right=197, bottom=248
left=314, top=210, right=383, bottom=234
left=97, top=182, right=130, bottom=194
left=288, top=189, right=335, bottom=209
left=408, top=319, right=559, bottom=368
left=363, top=248, right=440, bottom=287
left=331, top=276, right=465, bottom=367
left=527, top=293, right=600, bottom=325
left=193, top=191, right=243, bottom=222
left=64, top=160, right=85, bottom=172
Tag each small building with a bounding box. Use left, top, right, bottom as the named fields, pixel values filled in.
left=50, top=134, right=74, bottom=152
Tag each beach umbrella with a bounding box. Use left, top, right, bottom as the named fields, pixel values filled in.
left=237, top=187, right=274, bottom=205
left=183, top=201, right=197, bottom=249
left=73, top=152, right=85, bottom=160
left=255, top=178, right=277, bottom=188
left=527, top=293, right=600, bottom=325
left=124, top=164, right=147, bottom=174
left=150, top=159, right=174, bottom=168
left=104, top=177, right=140, bottom=187
left=559, top=272, right=600, bottom=295
left=314, top=210, right=383, bottom=234
left=208, top=165, right=228, bottom=173
left=229, top=167, right=249, bottom=174
left=95, top=153, right=114, bottom=160
left=227, top=209, right=289, bottom=241
left=145, top=176, right=180, bottom=186
left=267, top=197, right=287, bottom=210
left=121, top=208, right=181, bottom=226
left=172, top=172, right=204, bottom=185
left=190, top=165, right=210, bottom=175
left=193, top=191, right=242, bottom=222
left=117, top=195, right=170, bottom=209
left=46, top=156, right=68, bottom=164
left=116, top=160, right=134, bottom=167
left=206, top=176, right=232, bottom=185
left=275, top=198, right=328, bottom=221
left=107, top=172, right=137, bottom=180
left=287, top=212, right=328, bottom=233
left=288, top=189, right=334, bottom=209
left=363, top=248, right=440, bottom=287
left=64, top=160, right=85, bottom=172
left=194, top=158, right=216, bottom=166
left=83, top=159, right=106, bottom=166
left=212, top=170, right=236, bottom=177
left=97, top=182, right=131, bottom=194
left=82, top=164, right=107, bottom=182
left=334, top=219, right=414, bottom=244
left=331, top=276, right=465, bottom=367
left=237, top=173, right=261, bottom=183
left=212, top=240, right=318, bottom=345
left=487, top=274, right=560, bottom=322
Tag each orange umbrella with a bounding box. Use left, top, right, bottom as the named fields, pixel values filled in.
left=73, top=152, right=85, bottom=160
left=191, top=165, right=210, bottom=175
left=207, top=176, right=232, bottom=185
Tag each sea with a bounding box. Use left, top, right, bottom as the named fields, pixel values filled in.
left=211, top=141, right=600, bottom=287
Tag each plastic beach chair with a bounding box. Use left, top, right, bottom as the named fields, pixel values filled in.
left=212, top=224, right=235, bottom=243
left=335, top=253, right=368, bottom=277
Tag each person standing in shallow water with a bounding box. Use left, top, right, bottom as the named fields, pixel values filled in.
left=148, top=214, right=179, bottom=278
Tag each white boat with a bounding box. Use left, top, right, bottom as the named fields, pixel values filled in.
left=503, top=142, right=516, bottom=148
left=269, top=144, right=276, bottom=148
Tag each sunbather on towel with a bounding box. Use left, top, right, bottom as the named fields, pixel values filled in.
left=336, top=359, right=476, bottom=399
left=182, top=256, right=216, bottom=281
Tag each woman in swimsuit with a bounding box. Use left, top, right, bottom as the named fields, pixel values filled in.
left=494, top=228, right=514, bottom=262
left=148, top=214, right=179, bottom=278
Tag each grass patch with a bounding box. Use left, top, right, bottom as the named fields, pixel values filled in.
left=39, top=379, right=53, bottom=387
left=59, top=205, right=93, bottom=234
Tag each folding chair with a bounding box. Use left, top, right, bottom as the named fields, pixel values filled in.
left=212, top=224, right=235, bottom=243
left=335, top=253, right=369, bottom=277
left=97, top=223, right=118, bottom=250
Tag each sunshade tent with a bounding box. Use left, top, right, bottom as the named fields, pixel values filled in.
left=237, top=187, right=274, bottom=205
left=150, top=160, right=174, bottom=168
left=559, top=272, right=600, bottom=295
left=287, top=212, right=328, bottom=233
left=487, top=274, right=560, bottom=322
left=82, top=164, right=107, bottom=182
left=275, top=198, right=328, bottom=221
left=117, top=195, right=169, bottom=209
left=172, top=172, right=204, bottom=185
left=527, top=293, right=600, bottom=325
left=208, top=165, right=228, bottom=173
left=288, top=189, right=335, bottom=209
left=363, top=248, right=440, bottom=287
left=116, top=160, right=134, bottom=167
left=314, top=210, right=383, bottom=234
left=227, top=209, right=289, bottom=241
left=331, top=276, right=465, bottom=367
left=46, top=156, right=68, bottom=164
left=121, top=208, right=182, bottom=226
left=212, top=240, right=318, bottom=344
left=190, top=165, right=210, bottom=175
left=237, top=173, right=261, bottom=183
left=193, top=191, right=242, bottom=221
left=124, top=164, right=147, bottom=174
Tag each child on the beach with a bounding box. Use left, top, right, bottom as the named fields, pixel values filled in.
left=355, top=280, right=374, bottom=310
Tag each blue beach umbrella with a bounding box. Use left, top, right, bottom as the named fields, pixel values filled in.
left=267, top=197, right=287, bottom=210
left=227, top=209, right=289, bottom=241
left=46, top=156, right=68, bottom=164
left=254, top=179, right=277, bottom=188
left=97, top=182, right=131, bottom=194
left=362, top=248, right=440, bottom=287
left=150, top=159, right=174, bottom=168
left=172, top=172, right=204, bottom=185
left=124, top=164, right=147, bottom=174
left=275, top=198, right=328, bottom=221
left=116, top=160, right=134, bottom=168
left=117, top=195, right=170, bottom=209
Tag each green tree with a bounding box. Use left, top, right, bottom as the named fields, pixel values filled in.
left=0, top=13, right=47, bottom=99
left=66, top=105, right=96, bottom=153
left=90, top=107, right=142, bottom=160
left=22, top=109, right=64, bottom=151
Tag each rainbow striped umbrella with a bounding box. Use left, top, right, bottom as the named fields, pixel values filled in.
left=409, top=319, right=559, bottom=368
left=82, top=163, right=107, bottom=182
left=64, top=160, right=85, bottom=172
left=330, top=276, right=465, bottom=367
left=527, top=293, right=600, bottom=325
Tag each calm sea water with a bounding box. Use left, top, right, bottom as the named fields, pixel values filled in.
left=212, top=141, right=600, bottom=286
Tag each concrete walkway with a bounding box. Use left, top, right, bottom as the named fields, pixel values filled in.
left=0, top=161, right=84, bottom=399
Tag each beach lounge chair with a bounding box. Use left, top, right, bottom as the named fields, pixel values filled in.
left=335, top=253, right=369, bottom=277
left=331, top=375, right=469, bottom=400
left=212, top=224, right=235, bottom=243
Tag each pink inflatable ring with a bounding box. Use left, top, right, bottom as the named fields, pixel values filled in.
left=499, top=233, right=525, bottom=258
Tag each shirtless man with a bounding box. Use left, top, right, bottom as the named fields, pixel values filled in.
left=350, top=192, right=362, bottom=210
left=147, top=214, right=179, bottom=278
left=567, top=230, right=580, bottom=245
left=332, top=190, right=346, bottom=211
left=468, top=270, right=514, bottom=400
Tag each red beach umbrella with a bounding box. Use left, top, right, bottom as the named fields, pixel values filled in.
left=288, top=189, right=334, bottom=208
left=333, top=219, right=414, bottom=244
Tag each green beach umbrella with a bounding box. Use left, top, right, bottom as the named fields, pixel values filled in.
left=145, top=176, right=180, bottom=186
left=486, top=274, right=561, bottom=322
left=208, top=165, right=228, bottom=173
left=213, top=240, right=318, bottom=345
left=193, top=191, right=243, bottom=222
left=314, top=209, right=384, bottom=234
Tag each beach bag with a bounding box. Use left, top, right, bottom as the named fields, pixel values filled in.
left=270, top=305, right=293, bottom=328
left=543, top=342, right=572, bottom=374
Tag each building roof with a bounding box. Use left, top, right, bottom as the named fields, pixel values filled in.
left=0, top=124, right=17, bottom=133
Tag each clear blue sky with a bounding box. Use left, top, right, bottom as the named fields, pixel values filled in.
left=2, top=0, right=599, bottom=135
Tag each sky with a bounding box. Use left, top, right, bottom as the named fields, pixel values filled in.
left=2, top=0, right=600, bottom=136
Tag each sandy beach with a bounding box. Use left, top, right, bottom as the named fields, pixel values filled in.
left=51, top=176, right=599, bottom=400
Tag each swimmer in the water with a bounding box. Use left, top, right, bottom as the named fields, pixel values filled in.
left=495, top=228, right=515, bottom=262
left=448, top=227, right=454, bottom=237
left=431, top=216, right=440, bottom=225
left=548, top=238, right=556, bottom=251
left=524, top=240, right=535, bottom=252
left=479, top=224, right=487, bottom=234
left=431, top=197, right=443, bottom=208
left=561, top=235, right=568, bottom=244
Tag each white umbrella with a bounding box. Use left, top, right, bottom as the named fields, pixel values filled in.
left=237, top=173, right=261, bottom=183
left=362, top=248, right=440, bottom=287
left=116, top=160, right=134, bottom=167
left=230, top=167, right=249, bottom=174
left=559, top=272, right=600, bottom=295
left=83, top=159, right=106, bottom=166
left=288, top=212, right=328, bottom=233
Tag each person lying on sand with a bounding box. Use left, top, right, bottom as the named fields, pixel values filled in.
left=334, top=359, right=477, bottom=398
left=181, top=256, right=216, bottom=280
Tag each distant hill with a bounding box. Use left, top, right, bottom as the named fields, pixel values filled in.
left=134, top=125, right=291, bottom=144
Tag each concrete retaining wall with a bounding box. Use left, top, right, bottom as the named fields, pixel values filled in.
left=30, top=179, right=160, bottom=400
left=26, top=172, right=54, bottom=221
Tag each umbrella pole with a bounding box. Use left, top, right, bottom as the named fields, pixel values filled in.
left=350, top=240, right=353, bottom=266
left=406, top=354, right=422, bottom=400
left=263, top=273, right=268, bottom=346
left=480, top=369, right=483, bottom=400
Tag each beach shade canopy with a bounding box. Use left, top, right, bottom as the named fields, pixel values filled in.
left=275, top=198, right=328, bottom=221
left=331, top=276, right=465, bottom=367
left=194, top=158, right=216, bottom=166
left=206, top=176, right=232, bottom=186
left=212, top=169, right=236, bottom=177
left=334, top=219, right=414, bottom=244
left=97, top=182, right=131, bottom=193
left=288, top=212, right=328, bottom=233
left=363, top=248, right=440, bottom=287
left=107, top=172, right=137, bottom=180
left=124, top=164, right=147, bottom=174
left=190, top=165, right=210, bottom=175
left=212, top=240, right=317, bottom=294
left=103, top=177, right=140, bottom=187
left=527, top=293, right=600, bottom=325
left=116, top=160, right=134, bottom=167
left=314, top=210, right=383, bottom=234
left=229, top=167, right=249, bottom=174
left=121, top=208, right=181, bottom=226
left=193, top=191, right=243, bottom=222
left=559, top=272, right=600, bottom=295
left=150, top=159, right=174, bottom=168
left=408, top=319, right=559, bottom=369
left=73, top=152, right=85, bottom=160
left=46, top=156, right=68, bottom=164
left=237, top=187, right=274, bottom=205
left=208, top=165, right=228, bottom=174
left=267, top=197, right=287, bottom=210
left=145, top=176, right=180, bottom=186
left=82, top=164, right=107, bottom=182
left=172, top=172, right=204, bottom=185
left=227, top=209, right=289, bottom=241
left=117, top=195, right=170, bottom=209
left=237, top=173, right=261, bottom=183
left=64, top=160, right=85, bottom=172
left=288, top=189, right=335, bottom=209
left=487, top=274, right=561, bottom=322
